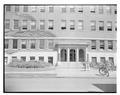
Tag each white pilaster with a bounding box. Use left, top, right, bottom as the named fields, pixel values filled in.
left=67, top=48, right=70, bottom=62
left=76, top=48, right=79, bottom=62
left=58, top=48, right=61, bottom=61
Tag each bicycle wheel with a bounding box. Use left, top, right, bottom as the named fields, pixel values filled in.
left=99, top=68, right=107, bottom=75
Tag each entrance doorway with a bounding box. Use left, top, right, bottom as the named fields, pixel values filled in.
left=70, top=49, right=76, bottom=62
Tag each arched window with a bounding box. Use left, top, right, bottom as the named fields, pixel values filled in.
left=61, top=49, right=67, bottom=62
left=79, top=49, right=85, bottom=62
left=70, top=49, right=76, bottom=62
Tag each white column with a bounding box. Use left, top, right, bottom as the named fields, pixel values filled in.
left=76, top=48, right=79, bottom=62
left=67, top=48, right=70, bottom=62
left=58, top=48, right=61, bottom=61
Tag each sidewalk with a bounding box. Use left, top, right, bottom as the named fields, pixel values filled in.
left=5, top=67, right=116, bottom=78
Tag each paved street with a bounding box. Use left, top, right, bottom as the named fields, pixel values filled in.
left=5, top=77, right=116, bottom=92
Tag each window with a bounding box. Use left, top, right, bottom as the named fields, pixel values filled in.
left=31, top=6, right=37, bottom=12
left=40, top=20, right=45, bottom=30
left=100, top=40, right=105, bottom=50
left=40, top=6, right=45, bottom=12
left=14, top=19, right=19, bottom=29
left=78, top=20, right=83, bottom=30
left=61, top=20, right=66, bottom=30
left=99, top=6, right=104, bottom=14
left=48, top=40, right=54, bottom=49
left=30, top=20, right=36, bottom=30
left=106, top=6, right=112, bottom=14
left=91, top=21, right=96, bottom=31
left=100, top=57, right=105, bottom=63
left=23, top=5, right=28, bottom=12
left=39, top=40, right=45, bottom=49
left=6, top=5, right=11, bottom=12
left=70, top=20, right=75, bottom=30
left=13, top=39, right=18, bottom=49
left=109, top=57, right=114, bottom=65
left=5, top=57, right=8, bottom=64
left=78, top=6, right=83, bottom=13
left=39, top=57, right=44, bottom=61
left=70, top=6, right=75, bottom=12
left=30, top=40, right=36, bottom=49
left=61, top=49, right=67, bottom=62
left=90, top=6, right=95, bottom=13
left=115, top=21, right=117, bottom=31
left=30, top=56, right=35, bottom=61
left=5, top=19, right=10, bottom=29
left=22, top=20, right=27, bottom=30
left=61, top=6, right=66, bottom=13
left=21, top=56, right=26, bottom=61
left=108, top=41, right=113, bottom=50
left=115, top=9, right=117, bottom=14
left=92, top=57, right=97, bottom=64
left=48, top=57, right=53, bottom=64
left=107, top=21, right=112, bottom=31
left=12, top=56, right=17, bottom=61
left=15, top=5, right=19, bottom=12
left=48, top=20, right=54, bottom=30
left=99, top=21, right=104, bottom=31
left=91, top=40, right=96, bottom=50
left=49, top=6, right=54, bottom=12
left=21, top=40, right=27, bottom=49
left=5, top=39, right=9, bottom=49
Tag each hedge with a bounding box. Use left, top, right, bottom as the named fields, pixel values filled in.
left=7, top=59, right=52, bottom=68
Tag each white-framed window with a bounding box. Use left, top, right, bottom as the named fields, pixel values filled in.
left=40, top=20, right=45, bottom=30
left=92, top=57, right=97, bottom=63
left=30, top=40, right=36, bottom=49
left=14, top=19, right=19, bottom=29
left=61, top=20, right=66, bottom=30
left=106, top=6, right=112, bottom=14
left=5, top=19, right=10, bottom=29
left=78, top=20, right=83, bottom=30
left=90, top=6, right=95, bottom=13
left=39, top=6, right=45, bottom=12
left=13, top=39, right=18, bottom=49
left=15, top=5, right=19, bottom=12
left=108, top=40, right=113, bottom=50
left=21, top=56, right=26, bottom=61
left=6, top=5, right=11, bottom=12
left=70, top=20, right=75, bottom=30
left=115, top=21, right=117, bottom=31
left=23, top=5, right=28, bottom=12
left=49, top=6, right=54, bottom=13
left=48, top=40, right=54, bottom=49
left=21, top=40, right=27, bottom=49
left=107, top=21, right=112, bottom=31
left=100, top=40, right=105, bottom=50
left=48, top=20, right=54, bottom=30
left=91, top=21, right=96, bottom=31
left=78, top=6, right=83, bottom=13
left=70, top=6, right=75, bottom=12
left=30, top=56, right=35, bottom=61
left=30, top=20, right=36, bottom=30
left=99, top=6, right=104, bottom=14
left=61, top=6, right=66, bottom=13
left=12, top=56, right=17, bottom=62
left=22, top=20, right=27, bottom=30
left=109, top=57, right=114, bottom=65
left=100, top=57, right=106, bottom=63
left=99, top=21, right=104, bottom=31
left=39, top=56, right=44, bottom=61
left=91, top=40, right=96, bottom=50
left=39, top=39, right=45, bottom=49
left=31, top=6, right=37, bottom=12
left=5, top=39, right=9, bottom=49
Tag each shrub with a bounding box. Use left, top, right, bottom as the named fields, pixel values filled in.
left=7, top=59, right=52, bottom=68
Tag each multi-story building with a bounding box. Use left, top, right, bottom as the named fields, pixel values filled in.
left=4, top=4, right=117, bottom=67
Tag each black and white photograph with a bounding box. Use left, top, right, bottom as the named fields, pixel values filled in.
left=3, top=3, right=117, bottom=93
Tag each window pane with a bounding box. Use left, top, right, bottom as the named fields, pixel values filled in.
left=31, top=6, right=37, bottom=12
left=30, top=56, right=35, bottom=60
left=92, top=57, right=97, bottom=63
left=23, top=5, right=28, bottom=12
left=14, top=19, right=19, bottom=29
left=15, top=5, right=19, bottom=12
left=108, top=40, right=113, bottom=50
left=106, top=6, right=112, bottom=14
left=78, top=20, right=83, bottom=30
left=40, top=6, right=45, bottom=12
left=90, top=6, right=95, bottom=13
left=31, top=20, right=36, bottom=30
left=21, top=40, right=27, bottom=49
left=107, top=21, right=112, bottom=31
left=48, top=40, right=54, bottom=49
left=100, top=40, right=105, bottom=50
left=48, top=20, right=54, bottom=30
left=39, top=57, right=44, bottom=61
left=70, top=20, right=75, bottom=30
left=13, top=39, right=18, bottom=49
left=5, top=19, right=10, bottom=29
left=21, top=56, right=26, bottom=61
left=61, top=6, right=66, bottom=13
left=91, top=21, right=96, bottom=31
left=6, top=5, right=11, bottom=12
left=30, top=40, right=36, bottom=49
left=78, top=6, right=83, bottom=13
left=5, top=39, right=9, bottom=49
left=49, top=6, right=54, bottom=12
left=99, top=21, right=104, bottom=31
left=70, top=6, right=75, bottom=12
left=22, top=20, right=27, bottom=30
left=40, top=20, right=45, bottom=30
left=40, top=40, right=44, bottom=49
left=99, top=6, right=104, bottom=14
left=61, top=20, right=66, bottom=30
left=100, top=57, right=105, bottom=63
left=91, top=40, right=96, bottom=49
